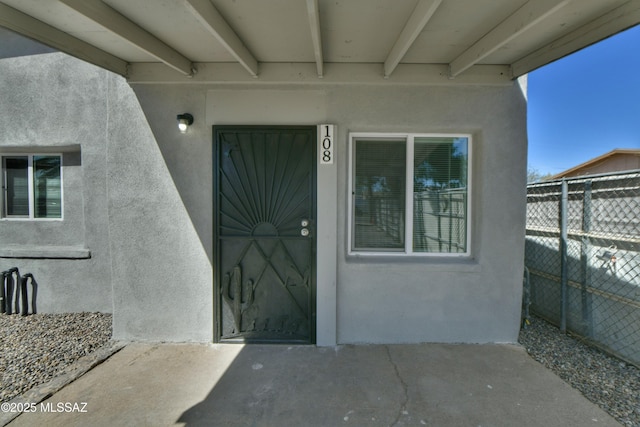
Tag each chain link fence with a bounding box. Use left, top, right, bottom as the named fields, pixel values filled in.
left=525, top=170, right=640, bottom=366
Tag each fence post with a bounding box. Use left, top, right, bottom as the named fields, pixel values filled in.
left=580, top=181, right=593, bottom=337
left=560, top=179, right=568, bottom=333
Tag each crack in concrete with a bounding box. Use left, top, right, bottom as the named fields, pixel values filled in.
left=385, top=345, right=409, bottom=427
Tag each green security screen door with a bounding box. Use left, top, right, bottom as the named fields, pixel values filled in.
left=214, top=126, right=316, bottom=343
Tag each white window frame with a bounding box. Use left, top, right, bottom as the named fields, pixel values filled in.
left=1, top=153, right=64, bottom=221
left=348, top=132, right=472, bottom=257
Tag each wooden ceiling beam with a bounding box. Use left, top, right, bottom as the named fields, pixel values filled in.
left=305, top=0, right=324, bottom=78
left=0, top=3, right=128, bottom=76
left=449, top=0, right=571, bottom=78
left=60, top=0, right=194, bottom=76
left=128, top=62, right=513, bottom=86
left=384, top=0, right=442, bottom=78
left=511, top=0, right=640, bottom=77
left=184, top=0, right=259, bottom=77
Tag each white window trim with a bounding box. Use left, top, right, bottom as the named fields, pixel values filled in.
left=1, top=153, right=64, bottom=221
left=348, top=132, right=472, bottom=257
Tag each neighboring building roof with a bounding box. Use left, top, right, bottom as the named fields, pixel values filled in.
left=550, top=149, right=640, bottom=179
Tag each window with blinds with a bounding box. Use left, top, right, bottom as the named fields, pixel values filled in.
left=2, top=154, right=62, bottom=219
left=349, top=134, right=471, bottom=256
left=353, top=138, right=406, bottom=250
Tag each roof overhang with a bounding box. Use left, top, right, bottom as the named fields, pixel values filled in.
left=1, top=0, right=639, bottom=84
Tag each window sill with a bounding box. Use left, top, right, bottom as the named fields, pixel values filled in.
left=0, top=245, right=91, bottom=259
left=345, top=253, right=481, bottom=272
left=0, top=218, right=64, bottom=221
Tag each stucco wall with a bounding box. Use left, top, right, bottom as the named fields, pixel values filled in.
left=0, top=51, right=214, bottom=341
left=130, top=82, right=528, bottom=344
left=332, top=85, right=527, bottom=344
left=106, top=79, right=213, bottom=342
left=1, top=47, right=527, bottom=344
left=0, top=53, right=112, bottom=313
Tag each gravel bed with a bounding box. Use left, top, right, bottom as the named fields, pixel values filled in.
left=0, top=312, right=112, bottom=403
left=519, top=315, right=640, bottom=427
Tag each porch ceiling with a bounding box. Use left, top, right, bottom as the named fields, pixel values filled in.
left=0, top=0, right=638, bottom=84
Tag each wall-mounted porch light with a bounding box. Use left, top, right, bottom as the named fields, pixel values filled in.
left=177, top=113, right=194, bottom=133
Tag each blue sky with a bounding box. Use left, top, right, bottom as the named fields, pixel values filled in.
left=527, top=24, right=640, bottom=176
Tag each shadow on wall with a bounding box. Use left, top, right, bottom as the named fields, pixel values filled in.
left=128, top=85, right=213, bottom=264
left=525, top=235, right=640, bottom=365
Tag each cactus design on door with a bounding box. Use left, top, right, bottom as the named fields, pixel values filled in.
left=214, top=126, right=316, bottom=343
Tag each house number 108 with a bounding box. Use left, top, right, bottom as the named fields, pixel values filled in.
left=320, top=124, right=334, bottom=165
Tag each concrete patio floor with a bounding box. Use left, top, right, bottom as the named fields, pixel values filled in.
left=6, top=342, right=620, bottom=427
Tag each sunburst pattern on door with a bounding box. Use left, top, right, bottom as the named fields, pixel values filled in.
left=219, top=130, right=311, bottom=237
left=215, top=127, right=316, bottom=343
